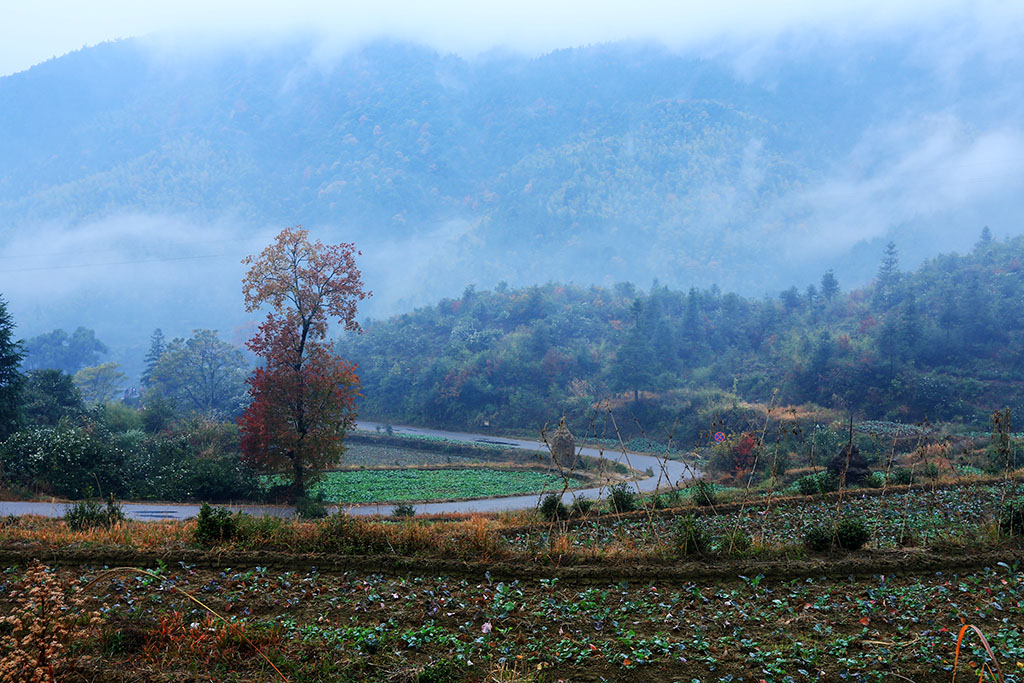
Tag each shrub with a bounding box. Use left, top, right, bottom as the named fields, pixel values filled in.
left=999, top=497, right=1024, bottom=536
left=795, top=471, right=839, bottom=496
left=194, top=502, right=238, bottom=545
left=295, top=495, right=328, bottom=519
left=804, top=524, right=834, bottom=552
left=921, top=462, right=940, bottom=479
left=691, top=480, right=718, bottom=507
left=393, top=502, right=416, bottom=518
left=64, top=497, right=125, bottom=531
left=607, top=482, right=637, bottom=513
left=674, top=514, right=711, bottom=555
left=539, top=493, right=568, bottom=521
left=836, top=517, right=870, bottom=550
left=717, top=528, right=752, bottom=554
left=861, top=471, right=885, bottom=489
left=890, top=467, right=915, bottom=486
left=570, top=497, right=594, bottom=517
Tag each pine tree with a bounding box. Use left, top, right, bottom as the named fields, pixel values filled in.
left=820, top=269, right=840, bottom=302
left=141, top=328, right=166, bottom=387
left=0, top=294, right=25, bottom=440
left=874, top=241, right=901, bottom=309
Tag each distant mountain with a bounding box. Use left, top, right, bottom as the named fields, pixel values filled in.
left=0, top=36, right=1021, bottom=337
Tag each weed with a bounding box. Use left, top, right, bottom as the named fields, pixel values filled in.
left=539, top=493, right=568, bottom=522
left=194, top=503, right=239, bottom=546
left=0, top=562, right=103, bottom=683
left=804, top=524, right=834, bottom=552
left=607, top=482, right=637, bottom=513
left=295, top=495, right=328, bottom=519
left=691, top=480, right=718, bottom=507
left=999, top=496, right=1024, bottom=536
left=835, top=517, right=870, bottom=550
left=674, top=514, right=711, bottom=556
left=64, top=496, right=125, bottom=531
left=569, top=497, right=594, bottom=517
left=393, top=502, right=416, bottom=518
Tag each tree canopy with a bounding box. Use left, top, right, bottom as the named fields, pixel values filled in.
left=239, top=227, right=369, bottom=499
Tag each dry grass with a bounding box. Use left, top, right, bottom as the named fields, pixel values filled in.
left=0, top=561, right=103, bottom=683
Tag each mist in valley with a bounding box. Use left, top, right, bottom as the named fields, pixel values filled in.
left=0, top=0, right=1022, bottom=383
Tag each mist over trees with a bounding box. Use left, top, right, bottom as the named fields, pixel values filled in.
left=340, top=234, right=1024, bottom=436
left=1, top=36, right=1021, bottom=351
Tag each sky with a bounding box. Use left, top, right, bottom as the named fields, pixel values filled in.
left=3, top=0, right=1022, bottom=77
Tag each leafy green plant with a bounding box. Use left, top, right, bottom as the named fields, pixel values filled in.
left=804, top=524, right=834, bottom=552
left=539, top=493, right=568, bottom=521
left=674, top=514, right=710, bottom=555
left=295, top=495, right=328, bottom=519
left=795, top=471, right=839, bottom=496
left=999, top=497, right=1024, bottom=536
left=890, top=467, right=915, bottom=486
left=607, top=482, right=637, bottom=513
left=836, top=517, right=870, bottom=550
left=194, top=502, right=238, bottom=546
left=64, top=497, right=125, bottom=531
left=570, top=496, right=594, bottom=517
left=393, top=502, right=416, bottom=518
left=691, top=480, right=718, bottom=507
left=717, top=527, right=751, bottom=554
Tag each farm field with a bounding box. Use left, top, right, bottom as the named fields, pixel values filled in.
left=3, top=559, right=1024, bottom=682
left=339, top=442, right=483, bottom=467
left=267, top=468, right=580, bottom=504
left=4, top=482, right=1024, bottom=681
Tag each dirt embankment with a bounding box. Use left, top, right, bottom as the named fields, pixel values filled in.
left=3, top=543, right=1023, bottom=585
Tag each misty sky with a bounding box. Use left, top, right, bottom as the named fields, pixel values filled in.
left=4, top=0, right=1022, bottom=77
left=3, top=0, right=1024, bottom=379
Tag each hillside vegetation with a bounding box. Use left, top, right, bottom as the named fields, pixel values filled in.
left=341, top=233, right=1024, bottom=438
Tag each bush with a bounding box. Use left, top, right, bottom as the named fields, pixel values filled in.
left=393, top=502, right=416, bottom=518
left=804, top=524, right=834, bottom=552
left=691, top=480, right=718, bottom=507
left=999, top=497, right=1024, bottom=536
left=65, top=497, right=125, bottom=531
left=539, top=493, right=568, bottom=521
left=861, top=471, right=885, bottom=489
left=836, top=517, right=870, bottom=550
left=675, top=515, right=711, bottom=555
left=717, top=528, right=751, bottom=554
left=890, top=467, right=915, bottom=486
left=194, top=503, right=238, bottom=545
left=570, top=497, right=594, bottom=517
left=795, top=471, right=839, bottom=496
left=607, top=482, right=637, bottom=513
left=295, top=495, right=328, bottom=519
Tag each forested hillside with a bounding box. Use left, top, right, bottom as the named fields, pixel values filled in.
left=340, top=233, right=1024, bottom=437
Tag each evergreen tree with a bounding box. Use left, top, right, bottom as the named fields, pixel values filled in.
left=874, top=241, right=901, bottom=309
left=0, top=294, right=25, bottom=440
left=820, top=269, right=840, bottom=302
left=141, top=328, right=166, bottom=387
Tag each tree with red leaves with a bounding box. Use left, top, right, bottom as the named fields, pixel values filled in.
left=238, top=227, right=370, bottom=499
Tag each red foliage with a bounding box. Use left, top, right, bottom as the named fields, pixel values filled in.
left=238, top=227, right=369, bottom=498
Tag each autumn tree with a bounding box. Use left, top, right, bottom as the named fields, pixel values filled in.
left=238, top=227, right=369, bottom=499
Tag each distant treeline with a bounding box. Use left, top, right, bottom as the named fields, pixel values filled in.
left=339, top=231, right=1024, bottom=437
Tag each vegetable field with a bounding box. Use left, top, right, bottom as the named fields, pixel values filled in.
left=274, top=468, right=576, bottom=503
left=5, top=560, right=1024, bottom=682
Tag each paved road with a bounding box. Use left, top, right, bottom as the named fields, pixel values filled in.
left=0, top=421, right=699, bottom=521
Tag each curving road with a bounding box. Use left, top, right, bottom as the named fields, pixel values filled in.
left=0, top=421, right=699, bottom=521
